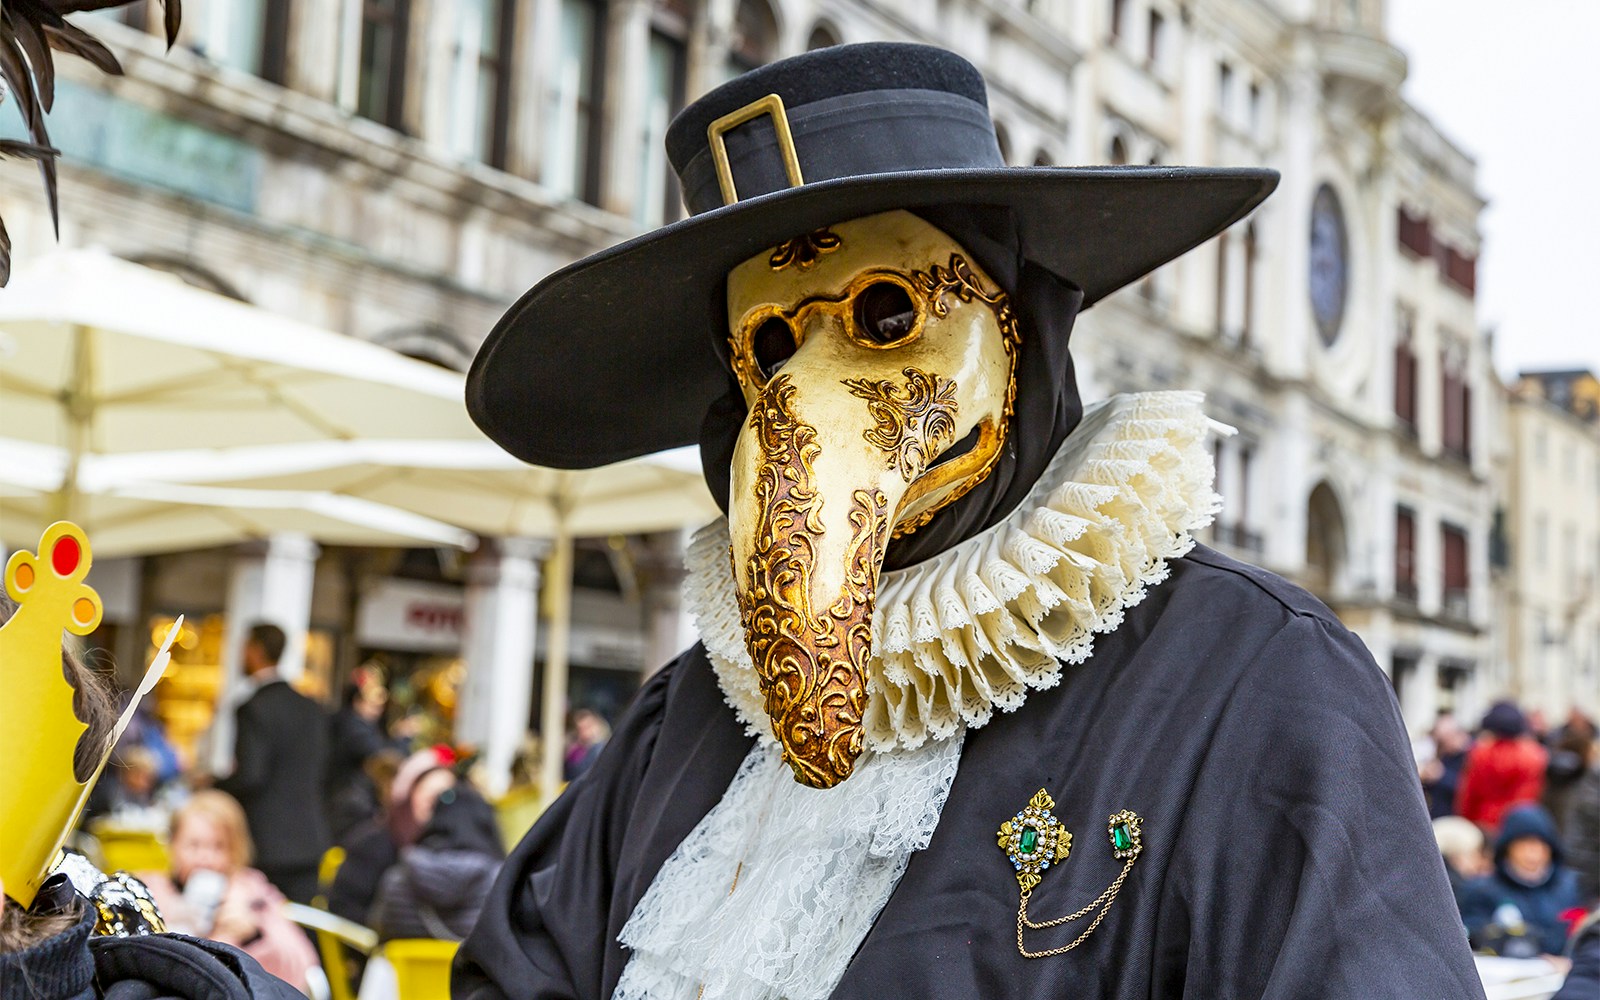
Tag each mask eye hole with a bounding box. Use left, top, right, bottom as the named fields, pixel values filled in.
left=751, top=316, right=798, bottom=379
left=852, top=280, right=920, bottom=347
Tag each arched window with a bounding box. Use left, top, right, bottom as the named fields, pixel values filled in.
left=373, top=324, right=477, bottom=372
left=806, top=20, right=841, bottom=50
left=1032, top=150, right=1054, bottom=167
left=545, top=0, right=605, bottom=205
left=639, top=0, right=691, bottom=225
left=728, top=0, right=779, bottom=74
left=124, top=254, right=248, bottom=301
left=1305, top=481, right=1347, bottom=598
left=1108, top=135, right=1128, bottom=165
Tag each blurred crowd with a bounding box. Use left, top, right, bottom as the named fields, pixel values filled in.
left=1417, top=699, right=1599, bottom=985
left=69, top=622, right=612, bottom=997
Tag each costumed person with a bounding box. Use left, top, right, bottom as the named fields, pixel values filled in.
left=0, top=524, right=304, bottom=1000
left=454, top=43, right=1483, bottom=999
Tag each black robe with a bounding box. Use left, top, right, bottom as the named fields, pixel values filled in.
left=453, top=546, right=1485, bottom=998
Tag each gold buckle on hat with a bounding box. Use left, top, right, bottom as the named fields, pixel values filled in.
left=707, top=93, right=805, bottom=207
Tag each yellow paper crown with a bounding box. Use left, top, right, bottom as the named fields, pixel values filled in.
left=1, top=523, right=179, bottom=907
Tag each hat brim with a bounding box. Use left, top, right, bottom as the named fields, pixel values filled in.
left=468, top=165, right=1278, bottom=469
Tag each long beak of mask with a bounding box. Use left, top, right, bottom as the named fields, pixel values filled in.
left=725, top=211, right=1020, bottom=788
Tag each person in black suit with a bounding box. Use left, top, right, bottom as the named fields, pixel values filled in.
left=216, top=623, right=329, bottom=905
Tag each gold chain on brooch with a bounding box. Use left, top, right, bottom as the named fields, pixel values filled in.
left=997, top=792, right=1144, bottom=960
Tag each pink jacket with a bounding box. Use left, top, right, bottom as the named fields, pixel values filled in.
left=142, top=867, right=320, bottom=993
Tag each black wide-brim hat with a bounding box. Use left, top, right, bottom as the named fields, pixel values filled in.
left=468, top=43, right=1277, bottom=468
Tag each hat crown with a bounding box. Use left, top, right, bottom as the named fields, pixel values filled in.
left=667, top=43, right=1004, bottom=217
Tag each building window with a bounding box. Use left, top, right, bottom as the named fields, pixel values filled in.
left=1110, top=0, right=1127, bottom=39
left=1218, top=62, right=1233, bottom=121
left=1237, top=444, right=1253, bottom=524
left=1108, top=134, right=1128, bottom=165
left=358, top=0, right=411, bottom=129
left=1534, top=513, right=1548, bottom=571
left=1146, top=10, right=1166, bottom=70
left=727, top=0, right=778, bottom=76
left=1444, top=246, right=1477, bottom=297
left=639, top=26, right=688, bottom=225
left=1397, top=207, right=1434, bottom=258
left=1215, top=230, right=1229, bottom=334
left=1394, top=304, right=1418, bottom=431
left=1248, top=81, right=1262, bottom=135
left=193, top=0, right=290, bottom=83
left=1440, top=341, right=1471, bottom=461
left=1441, top=523, right=1469, bottom=616
left=1214, top=221, right=1256, bottom=343
left=1305, top=481, right=1347, bottom=598
left=445, top=0, right=515, bottom=166
left=1241, top=222, right=1257, bottom=344
left=1395, top=506, right=1417, bottom=601
left=1565, top=523, right=1579, bottom=591
left=545, top=0, right=604, bottom=204
left=807, top=21, right=841, bottom=49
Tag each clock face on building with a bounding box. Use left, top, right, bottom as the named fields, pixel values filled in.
left=1309, top=183, right=1349, bottom=346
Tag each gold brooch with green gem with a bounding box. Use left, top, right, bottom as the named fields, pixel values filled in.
left=997, top=789, right=1146, bottom=959
left=997, top=789, right=1073, bottom=892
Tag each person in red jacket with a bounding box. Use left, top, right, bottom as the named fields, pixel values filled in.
left=1458, top=702, right=1549, bottom=835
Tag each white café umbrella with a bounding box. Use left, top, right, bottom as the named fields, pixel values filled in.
left=83, top=439, right=721, bottom=796
left=0, top=439, right=475, bottom=557
left=0, top=249, right=485, bottom=520
left=92, top=439, right=719, bottom=538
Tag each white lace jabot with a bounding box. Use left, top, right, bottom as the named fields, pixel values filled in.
left=683, top=390, right=1228, bottom=753
left=614, top=391, right=1226, bottom=1000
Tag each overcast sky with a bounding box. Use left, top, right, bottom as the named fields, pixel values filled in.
left=1387, top=0, right=1600, bottom=379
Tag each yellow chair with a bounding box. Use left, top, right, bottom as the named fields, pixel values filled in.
left=382, top=938, right=460, bottom=1000
left=283, top=903, right=376, bottom=1000
left=89, top=824, right=170, bottom=874
left=492, top=785, right=544, bottom=848
left=314, top=845, right=346, bottom=906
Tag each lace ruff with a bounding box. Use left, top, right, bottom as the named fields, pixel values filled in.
left=613, top=735, right=964, bottom=1000
left=682, top=390, right=1227, bottom=752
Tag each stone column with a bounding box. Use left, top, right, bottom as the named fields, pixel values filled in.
left=1270, top=46, right=1320, bottom=382
left=209, top=533, right=320, bottom=773
left=458, top=537, right=548, bottom=798
left=286, top=0, right=347, bottom=102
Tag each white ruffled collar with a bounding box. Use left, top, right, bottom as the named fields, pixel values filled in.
left=683, top=390, right=1228, bottom=753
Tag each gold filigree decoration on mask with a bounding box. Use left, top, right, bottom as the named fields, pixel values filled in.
left=842, top=367, right=960, bottom=483
left=890, top=254, right=1022, bottom=537
left=734, top=374, right=890, bottom=788
left=768, top=228, right=842, bottom=271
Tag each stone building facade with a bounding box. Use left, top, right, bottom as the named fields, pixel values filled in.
left=1, top=0, right=1496, bottom=763
left=1494, top=371, right=1600, bottom=723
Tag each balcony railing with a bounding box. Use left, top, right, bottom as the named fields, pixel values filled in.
left=1213, top=521, right=1265, bottom=555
